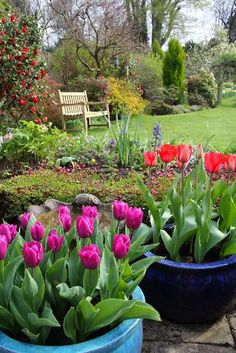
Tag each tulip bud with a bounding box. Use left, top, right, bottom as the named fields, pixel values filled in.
left=76, top=215, right=94, bottom=238
left=59, top=213, right=72, bottom=232
left=113, top=234, right=130, bottom=259
left=23, top=241, right=44, bottom=268
left=79, top=244, right=101, bottom=269
left=177, top=145, right=192, bottom=164
left=7, top=224, right=17, bottom=243
left=196, top=144, right=204, bottom=160
left=113, top=200, right=128, bottom=221
left=0, top=236, right=8, bottom=260
left=126, top=207, right=143, bottom=230
left=20, top=212, right=31, bottom=229
left=30, top=221, right=45, bottom=241
left=82, top=205, right=99, bottom=218
left=224, top=154, right=236, bottom=172
left=56, top=206, right=71, bottom=215
left=159, top=144, right=177, bottom=163
left=144, top=151, right=157, bottom=167
left=47, top=229, right=64, bottom=252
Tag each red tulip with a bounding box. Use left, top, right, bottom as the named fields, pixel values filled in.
left=144, top=151, right=157, bottom=167
left=177, top=144, right=192, bottom=164
left=204, top=152, right=223, bottom=174
left=159, top=144, right=176, bottom=163
left=224, top=154, right=236, bottom=172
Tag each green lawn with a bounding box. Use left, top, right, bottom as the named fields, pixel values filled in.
left=87, top=95, right=236, bottom=149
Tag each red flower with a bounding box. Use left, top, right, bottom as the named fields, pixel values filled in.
left=204, top=152, right=223, bottom=174
left=41, top=69, right=47, bottom=77
left=43, top=116, right=48, bottom=123
left=224, top=154, right=236, bottom=172
left=22, top=47, right=29, bottom=56
left=177, top=144, right=192, bottom=164
left=144, top=151, right=157, bottom=167
left=30, top=94, right=39, bottom=103
left=10, top=15, right=17, bottom=22
left=159, top=144, right=176, bottom=163
left=19, top=99, right=27, bottom=106
left=2, top=18, right=7, bottom=24
left=30, top=106, right=37, bottom=114
left=20, top=81, right=26, bottom=87
left=22, top=25, right=28, bottom=33
left=0, top=31, right=6, bottom=36
left=31, top=60, right=38, bottom=67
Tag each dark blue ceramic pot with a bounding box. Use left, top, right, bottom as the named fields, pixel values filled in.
left=0, top=287, right=144, bottom=353
left=140, top=252, right=236, bottom=323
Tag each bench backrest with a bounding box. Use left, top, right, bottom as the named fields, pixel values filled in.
left=58, top=90, right=89, bottom=116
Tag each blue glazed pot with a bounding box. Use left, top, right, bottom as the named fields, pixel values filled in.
left=140, top=252, right=236, bottom=323
left=0, top=287, right=144, bottom=353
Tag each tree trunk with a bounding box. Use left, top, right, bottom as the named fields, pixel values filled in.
left=216, top=66, right=224, bottom=104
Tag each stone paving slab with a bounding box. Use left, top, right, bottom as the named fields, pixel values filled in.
left=142, top=342, right=236, bottom=353
left=142, top=309, right=236, bottom=353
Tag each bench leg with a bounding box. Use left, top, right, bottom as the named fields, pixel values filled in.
left=83, top=114, right=88, bottom=135
left=61, top=116, right=66, bottom=131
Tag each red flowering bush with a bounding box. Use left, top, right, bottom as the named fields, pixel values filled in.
left=0, top=13, right=47, bottom=125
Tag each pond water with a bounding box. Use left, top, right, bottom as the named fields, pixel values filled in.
left=37, top=204, right=112, bottom=230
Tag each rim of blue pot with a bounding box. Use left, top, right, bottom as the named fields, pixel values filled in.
left=145, top=251, right=236, bottom=270
left=0, top=286, right=144, bottom=353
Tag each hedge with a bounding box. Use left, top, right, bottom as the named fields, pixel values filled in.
left=0, top=169, right=165, bottom=221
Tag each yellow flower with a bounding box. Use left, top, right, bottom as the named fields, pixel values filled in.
left=91, top=159, right=96, bottom=164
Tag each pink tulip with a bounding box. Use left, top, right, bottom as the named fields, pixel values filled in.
left=23, top=241, right=44, bottom=268
left=82, top=205, right=99, bottom=218
left=79, top=244, right=101, bottom=269
left=0, top=224, right=11, bottom=243
left=30, top=221, right=45, bottom=241
left=0, top=236, right=8, bottom=260
left=7, top=224, right=17, bottom=243
left=20, top=212, right=31, bottom=229
left=76, top=215, right=94, bottom=238
left=113, top=200, right=128, bottom=221
left=47, top=230, right=64, bottom=252
left=113, top=234, right=130, bottom=259
left=59, top=213, right=72, bottom=232
left=56, top=206, right=71, bottom=215
left=126, top=207, right=143, bottom=230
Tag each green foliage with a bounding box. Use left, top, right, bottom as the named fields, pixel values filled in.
left=0, top=120, right=69, bottom=163
left=187, top=69, right=217, bottom=107
left=152, top=39, right=163, bottom=59
left=0, top=169, right=154, bottom=221
left=163, top=38, right=186, bottom=103
left=135, top=54, right=163, bottom=103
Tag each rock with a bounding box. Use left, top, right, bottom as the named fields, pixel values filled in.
left=43, top=199, right=70, bottom=211
left=27, top=205, right=47, bottom=216
left=72, top=194, right=101, bottom=207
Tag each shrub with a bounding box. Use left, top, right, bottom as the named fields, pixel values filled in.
left=0, top=13, right=47, bottom=126
left=134, top=54, right=163, bottom=102
left=163, top=39, right=185, bottom=103
left=187, top=69, right=217, bottom=108
left=68, top=76, right=110, bottom=102
left=107, top=77, right=147, bottom=115
left=0, top=120, right=69, bottom=163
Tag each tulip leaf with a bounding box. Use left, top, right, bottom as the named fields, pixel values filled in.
left=220, top=193, right=236, bottom=229
left=10, top=286, right=31, bottom=328
left=28, top=311, right=60, bottom=329
left=87, top=299, right=136, bottom=334
left=211, top=179, right=227, bottom=204
left=22, top=269, right=39, bottom=310
left=221, top=239, right=236, bottom=257
left=119, top=301, right=161, bottom=321
left=21, top=328, right=40, bottom=344
left=99, top=247, right=119, bottom=299
left=3, top=256, right=23, bottom=306
left=0, top=306, right=16, bottom=331
left=130, top=256, right=162, bottom=274
left=46, top=257, right=67, bottom=284
left=33, top=267, right=45, bottom=311
left=57, top=283, right=85, bottom=306
left=202, top=221, right=227, bottom=259
left=68, top=246, right=84, bottom=287
left=63, top=307, right=77, bottom=343
left=83, top=269, right=99, bottom=297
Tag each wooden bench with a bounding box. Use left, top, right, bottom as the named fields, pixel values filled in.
left=58, top=90, right=111, bottom=134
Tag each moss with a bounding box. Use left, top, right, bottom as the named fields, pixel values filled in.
left=0, top=169, right=165, bottom=221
